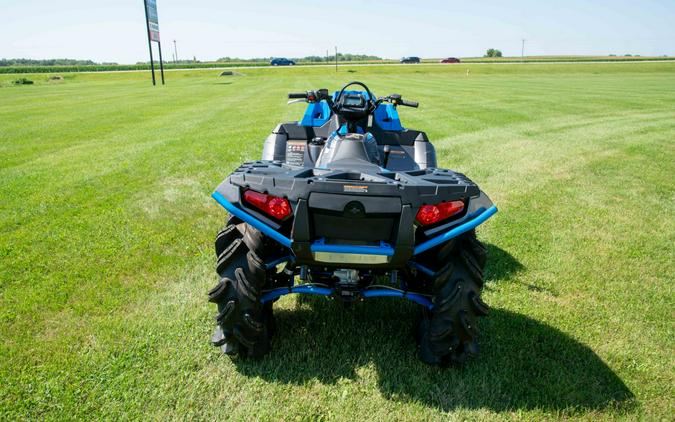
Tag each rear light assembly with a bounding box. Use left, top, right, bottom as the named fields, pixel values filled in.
left=415, top=200, right=465, bottom=226
left=243, top=190, right=292, bottom=220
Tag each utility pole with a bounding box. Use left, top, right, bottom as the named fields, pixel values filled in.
left=326, top=49, right=328, bottom=63
left=157, top=40, right=165, bottom=84
left=173, top=39, right=178, bottom=63
left=143, top=0, right=156, bottom=85
left=335, top=46, right=338, bottom=72
left=521, top=39, right=526, bottom=62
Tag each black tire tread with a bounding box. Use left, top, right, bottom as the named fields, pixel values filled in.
left=215, top=225, right=239, bottom=257
left=215, top=238, right=246, bottom=275
left=418, top=230, right=489, bottom=366
left=209, top=220, right=276, bottom=359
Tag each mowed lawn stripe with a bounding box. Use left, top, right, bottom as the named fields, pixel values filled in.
left=0, top=62, right=673, bottom=420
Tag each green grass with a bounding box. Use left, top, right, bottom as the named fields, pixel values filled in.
left=1, top=62, right=674, bottom=420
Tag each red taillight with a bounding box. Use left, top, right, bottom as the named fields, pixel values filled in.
left=267, top=197, right=291, bottom=219
left=415, top=200, right=464, bottom=226
left=416, top=205, right=441, bottom=226
left=243, top=190, right=292, bottom=220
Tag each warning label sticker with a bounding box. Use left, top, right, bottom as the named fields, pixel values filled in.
left=285, top=141, right=306, bottom=166
left=343, top=185, right=369, bottom=193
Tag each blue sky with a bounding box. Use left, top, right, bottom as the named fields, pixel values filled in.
left=2, top=0, right=674, bottom=63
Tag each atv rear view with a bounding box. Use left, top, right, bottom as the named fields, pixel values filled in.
left=209, top=82, right=497, bottom=365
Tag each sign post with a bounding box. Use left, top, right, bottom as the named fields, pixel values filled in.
left=143, top=0, right=165, bottom=85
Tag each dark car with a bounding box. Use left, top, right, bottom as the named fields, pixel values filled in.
left=270, top=58, right=295, bottom=66
left=440, top=57, right=461, bottom=63
left=400, top=56, right=420, bottom=64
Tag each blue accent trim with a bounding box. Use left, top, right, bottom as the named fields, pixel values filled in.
left=413, top=205, right=498, bottom=255
left=300, top=100, right=331, bottom=127
left=407, top=261, right=436, bottom=277
left=261, top=285, right=333, bottom=304
left=374, top=104, right=403, bottom=131
left=311, top=238, right=395, bottom=256
left=338, top=124, right=364, bottom=135
left=260, top=285, right=433, bottom=309
left=362, top=289, right=433, bottom=309
left=211, top=191, right=292, bottom=248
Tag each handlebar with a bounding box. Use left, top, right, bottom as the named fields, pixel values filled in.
left=288, top=89, right=331, bottom=103
left=377, top=94, right=419, bottom=108
left=399, top=99, right=419, bottom=108
left=288, top=84, right=420, bottom=111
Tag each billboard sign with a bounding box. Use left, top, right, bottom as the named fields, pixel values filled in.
left=145, top=0, right=160, bottom=41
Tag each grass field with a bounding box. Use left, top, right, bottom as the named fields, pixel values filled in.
left=1, top=62, right=674, bottom=420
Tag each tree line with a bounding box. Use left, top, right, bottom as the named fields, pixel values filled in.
left=216, top=53, right=383, bottom=63
left=2, top=53, right=384, bottom=68
left=0, top=58, right=119, bottom=67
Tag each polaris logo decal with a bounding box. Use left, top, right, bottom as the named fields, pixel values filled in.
left=343, top=184, right=368, bottom=193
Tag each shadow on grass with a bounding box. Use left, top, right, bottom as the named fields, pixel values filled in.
left=484, top=243, right=558, bottom=295
left=484, top=243, right=524, bottom=283
left=233, top=244, right=633, bottom=414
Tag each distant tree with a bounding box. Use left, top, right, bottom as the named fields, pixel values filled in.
left=215, top=53, right=382, bottom=63
left=302, top=55, right=324, bottom=62
left=484, top=49, right=502, bottom=58
left=0, top=58, right=101, bottom=67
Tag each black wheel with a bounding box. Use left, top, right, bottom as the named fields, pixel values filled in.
left=209, top=220, right=283, bottom=358
left=413, top=230, right=489, bottom=366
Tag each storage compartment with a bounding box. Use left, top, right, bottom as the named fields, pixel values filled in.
left=311, top=211, right=397, bottom=243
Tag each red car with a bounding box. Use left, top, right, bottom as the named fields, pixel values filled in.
left=440, top=57, right=460, bottom=63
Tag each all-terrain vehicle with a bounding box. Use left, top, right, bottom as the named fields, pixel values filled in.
left=209, top=82, right=497, bottom=365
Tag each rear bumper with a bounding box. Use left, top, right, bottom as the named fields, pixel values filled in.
left=212, top=191, right=292, bottom=248
left=212, top=191, right=497, bottom=266
left=413, top=205, right=497, bottom=255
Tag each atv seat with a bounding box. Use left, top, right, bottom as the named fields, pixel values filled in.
left=368, top=130, right=434, bottom=171
left=263, top=122, right=436, bottom=170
